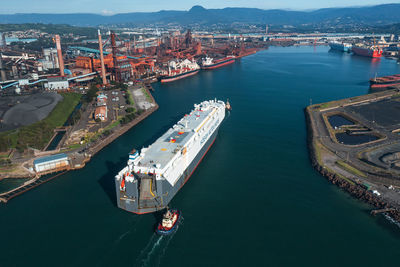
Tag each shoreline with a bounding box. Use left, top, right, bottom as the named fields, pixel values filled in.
left=304, top=105, right=400, bottom=224
left=0, top=86, right=159, bottom=203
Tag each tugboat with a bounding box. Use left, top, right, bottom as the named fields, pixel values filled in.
left=226, top=99, right=232, bottom=111
left=156, top=209, right=181, bottom=235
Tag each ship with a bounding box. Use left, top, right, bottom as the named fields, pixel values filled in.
left=200, top=56, right=235, bottom=70
left=160, top=59, right=200, bottom=83
left=156, top=209, right=181, bottom=235
left=115, top=100, right=226, bottom=214
left=328, top=41, right=352, bottom=52
left=369, top=74, right=400, bottom=91
left=352, top=44, right=383, bottom=58
left=370, top=74, right=400, bottom=85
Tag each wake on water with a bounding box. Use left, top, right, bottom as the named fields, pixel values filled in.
left=383, top=213, right=400, bottom=229
left=134, top=217, right=184, bottom=267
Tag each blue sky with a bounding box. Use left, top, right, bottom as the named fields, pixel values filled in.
left=1, top=0, right=395, bottom=14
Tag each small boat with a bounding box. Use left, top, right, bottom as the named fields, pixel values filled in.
left=226, top=99, right=232, bottom=111
left=156, top=209, right=181, bottom=235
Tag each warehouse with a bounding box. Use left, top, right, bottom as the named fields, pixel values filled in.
left=33, top=153, right=69, bottom=173
left=46, top=76, right=69, bottom=90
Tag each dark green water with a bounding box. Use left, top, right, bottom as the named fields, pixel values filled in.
left=1, top=46, right=400, bottom=266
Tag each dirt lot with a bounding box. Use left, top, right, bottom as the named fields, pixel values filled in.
left=0, top=92, right=62, bottom=132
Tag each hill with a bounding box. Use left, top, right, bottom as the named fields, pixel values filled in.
left=0, top=4, right=399, bottom=27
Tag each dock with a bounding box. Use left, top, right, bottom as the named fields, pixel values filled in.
left=0, top=170, right=68, bottom=203
left=144, top=82, right=154, bottom=92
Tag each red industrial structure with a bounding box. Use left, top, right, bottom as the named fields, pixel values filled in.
left=55, top=34, right=65, bottom=76
left=98, top=30, right=107, bottom=85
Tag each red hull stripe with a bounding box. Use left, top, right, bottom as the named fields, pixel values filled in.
left=371, top=82, right=400, bottom=88
left=161, top=70, right=199, bottom=83
left=202, top=59, right=235, bottom=70
left=130, top=134, right=218, bottom=215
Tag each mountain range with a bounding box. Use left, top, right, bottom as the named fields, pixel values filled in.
left=0, top=4, right=400, bottom=27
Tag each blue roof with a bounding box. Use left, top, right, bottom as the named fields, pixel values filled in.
left=34, top=153, right=68, bottom=165
left=68, top=46, right=140, bottom=59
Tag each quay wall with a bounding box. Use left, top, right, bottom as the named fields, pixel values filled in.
left=304, top=106, right=400, bottom=223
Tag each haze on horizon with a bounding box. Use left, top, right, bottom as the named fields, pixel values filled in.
left=0, top=0, right=395, bottom=15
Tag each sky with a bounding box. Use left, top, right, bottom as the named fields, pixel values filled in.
left=0, top=0, right=396, bottom=14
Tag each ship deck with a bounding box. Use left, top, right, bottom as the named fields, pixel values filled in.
left=137, top=101, right=221, bottom=170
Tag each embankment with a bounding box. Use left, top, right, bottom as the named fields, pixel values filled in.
left=305, top=106, right=400, bottom=223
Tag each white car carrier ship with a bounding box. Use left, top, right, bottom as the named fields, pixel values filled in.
left=115, top=100, right=226, bottom=214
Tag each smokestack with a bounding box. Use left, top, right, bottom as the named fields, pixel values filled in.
left=0, top=33, right=6, bottom=48
left=0, top=53, right=7, bottom=81
left=98, top=30, right=107, bottom=85
left=55, top=34, right=65, bottom=76
left=110, top=31, right=119, bottom=82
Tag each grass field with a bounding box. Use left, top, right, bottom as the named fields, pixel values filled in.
left=45, top=92, right=81, bottom=128
left=336, top=160, right=367, bottom=178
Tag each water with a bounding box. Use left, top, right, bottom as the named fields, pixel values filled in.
left=1, top=46, right=400, bottom=266
left=336, top=132, right=378, bottom=145
left=328, top=115, right=354, bottom=128
left=0, top=178, right=28, bottom=194
left=46, top=131, right=66, bottom=151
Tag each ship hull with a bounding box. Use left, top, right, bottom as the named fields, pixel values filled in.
left=329, top=43, right=351, bottom=52
left=202, top=58, right=235, bottom=70
left=160, top=70, right=199, bottom=83
left=370, top=74, right=400, bottom=85
left=116, top=125, right=220, bottom=214
left=370, top=82, right=400, bottom=90
left=352, top=47, right=382, bottom=58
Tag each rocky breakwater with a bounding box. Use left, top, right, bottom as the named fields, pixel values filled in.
left=305, top=106, right=400, bottom=224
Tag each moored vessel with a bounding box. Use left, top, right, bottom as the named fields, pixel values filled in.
left=370, top=74, right=400, bottom=85
left=352, top=44, right=382, bottom=58
left=201, top=56, right=235, bottom=70
left=156, top=209, right=181, bottom=235
left=160, top=59, right=200, bottom=83
left=115, top=100, right=226, bottom=214
left=329, top=41, right=352, bottom=52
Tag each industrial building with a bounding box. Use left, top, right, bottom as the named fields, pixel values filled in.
left=33, top=153, right=69, bottom=173
left=40, top=48, right=59, bottom=70
left=46, top=76, right=69, bottom=90
left=95, top=106, right=107, bottom=121
left=97, top=93, right=107, bottom=106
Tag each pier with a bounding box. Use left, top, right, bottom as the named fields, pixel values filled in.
left=0, top=170, right=68, bottom=203
left=371, top=208, right=395, bottom=216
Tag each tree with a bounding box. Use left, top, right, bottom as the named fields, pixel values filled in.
left=85, top=84, right=99, bottom=103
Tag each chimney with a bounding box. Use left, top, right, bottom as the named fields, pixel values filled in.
left=55, top=34, right=65, bottom=76
left=98, top=30, right=107, bottom=85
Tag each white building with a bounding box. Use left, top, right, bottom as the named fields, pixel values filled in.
left=40, top=48, right=59, bottom=70
left=33, top=153, right=69, bottom=173
left=47, top=76, right=69, bottom=90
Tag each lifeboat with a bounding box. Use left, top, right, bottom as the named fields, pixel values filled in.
left=156, top=209, right=181, bottom=235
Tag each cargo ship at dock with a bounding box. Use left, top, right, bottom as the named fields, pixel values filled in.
left=160, top=59, right=200, bottom=83
left=115, top=100, right=226, bottom=214
left=200, top=56, right=235, bottom=70
left=328, top=41, right=352, bottom=52
left=352, top=44, right=383, bottom=58
left=369, top=74, right=400, bottom=90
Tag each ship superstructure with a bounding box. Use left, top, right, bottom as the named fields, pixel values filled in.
left=200, top=56, right=235, bottom=69
left=328, top=41, right=352, bottom=52
left=115, top=100, right=226, bottom=214
left=160, top=59, right=200, bottom=83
